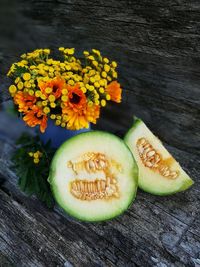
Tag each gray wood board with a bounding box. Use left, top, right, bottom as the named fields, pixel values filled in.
left=0, top=0, right=199, bottom=155
left=0, top=0, right=200, bottom=266
left=0, top=112, right=199, bottom=267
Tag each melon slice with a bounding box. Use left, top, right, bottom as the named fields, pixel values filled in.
left=124, top=118, right=193, bottom=195
left=48, top=131, right=138, bottom=221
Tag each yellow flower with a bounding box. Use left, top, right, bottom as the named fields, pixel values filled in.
left=55, top=120, right=61, bottom=126
left=44, top=49, right=50, bottom=54
left=62, top=89, right=68, bottom=95
left=103, top=58, right=109, bottom=64
left=88, top=55, right=95, bottom=61
left=59, top=47, right=65, bottom=51
left=42, top=101, right=48, bottom=106
left=48, top=95, right=56, bottom=102
left=43, top=107, right=50, bottom=114
left=23, top=73, right=31, bottom=81
left=15, top=77, right=20, bottom=84
left=9, top=85, right=17, bottom=94
left=106, top=94, right=111, bottom=100
left=61, top=95, right=68, bottom=101
left=28, top=90, right=35, bottom=96
left=92, top=61, right=98, bottom=67
left=17, top=82, right=24, bottom=90
left=101, top=99, right=106, bottom=107
left=64, top=48, right=75, bottom=55
left=45, top=87, right=52, bottom=94
left=104, top=64, right=110, bottom=72
left=94, top=82, right=100, bottom=88
left=50, top=103, right=56, bottom=108
left=35, top=90, right=42, bottom=97
left=50, top=114, right=56, bottom=119
left=83, top=51, right=89, bottom=56
left=101, top=71, right=107, bottom=78
left=34, top=158, right=40, bottom=164
left=111, top=61, right=117, bottom=68
left=99, top=87, right=105, bottom=94
left=68, top=79, right=75, bottom=86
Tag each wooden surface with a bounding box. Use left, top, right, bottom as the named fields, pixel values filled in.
left=0, top=0, right=200, bottom=266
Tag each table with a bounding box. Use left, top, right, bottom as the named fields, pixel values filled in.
left=0, top=1, right=199, bottom=266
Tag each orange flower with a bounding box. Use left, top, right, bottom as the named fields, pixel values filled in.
left=62, top=84, right=100, bottom=130
left=23, top=105, right=47, bottom=133
left=105, top=81, right=122, bottom=103
left=67, top=83, right=87, bottom=111
left=39, top=77, right=65, bottom=98
left=14, top=91, right=36, bottom=113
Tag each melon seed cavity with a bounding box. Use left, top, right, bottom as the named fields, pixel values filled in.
left=68, top=152, right=121, bottom=200
left=136, top=138, right=179, bottom=179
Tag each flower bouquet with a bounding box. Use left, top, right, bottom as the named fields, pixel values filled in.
left=7, top=48, right=122, bottom=207
left=7, top=48, right=122, bottom=134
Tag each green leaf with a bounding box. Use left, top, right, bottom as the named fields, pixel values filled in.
left=12, top=133, right=55, bottom=209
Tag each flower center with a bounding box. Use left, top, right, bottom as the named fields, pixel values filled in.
left=53, top=85, right=58, bottom=93
left=70, top=93, right=81, bottom=104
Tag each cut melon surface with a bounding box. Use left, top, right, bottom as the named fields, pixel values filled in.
left=124, top=119, right=194, bottom=196
left=48, top=131, right=138, bottom=222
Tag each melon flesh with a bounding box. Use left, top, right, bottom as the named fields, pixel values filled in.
left=48, top=131, right=138, bottom=221
left=124, top=119, right=193, bottom=195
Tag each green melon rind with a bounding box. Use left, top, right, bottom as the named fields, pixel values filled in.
left=48, top=130, right=138, bottom=222
left=124, top=118, right=194, bottom=196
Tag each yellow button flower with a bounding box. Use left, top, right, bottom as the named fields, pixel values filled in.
left=103, top=58, right=109, bottom=64
left=42, top=101, right=48, bottom=106
left=45, top=87, right=52, bottom=94
left=48, top=95, right=56, bottom=102
left=111, top=61, right=117, bottom=68
left=106, top=94, right=111, bottom=100
left=9, top=85, right=17, bottom=94
left=101, top=71, right=107, bottom=78
left=104, top=64, right=110, bottom=73
left=15, top=77, right=20, bottom=84
left=101, top=99, right=106, bottom=107
left=50, top=103, right=56, bottom=108
left=99, top=87, right=105, bottom=94
left=50, top=114, right=56, bottom=120
left=17, top=82, right=24, bottom=90
left=83, top=51, right=89, bottom=56
left=94, top=82, right=100, bottom=88
left=28, top=90, right=34, bottom=96
left=59, top=47, right=65, bottom=51
left=23, top=73, right=31, bottom=81
left=68, top=79, right=75, bottom=86
left=90, top=77, right=95, bottom=83
left=55, top=120, right=61, bottom=126
left=61, top=123, right=66, bottom=128
left=61, top=95, right=68, bottom=101
left=34, top=158, right=40, bottom=164
left=43, top=107, right=50, bottom=114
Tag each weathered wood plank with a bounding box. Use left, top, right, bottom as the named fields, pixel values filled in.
left=0, top=131, right=199, bottom=266
left=0, top=0, right=200, bottom=155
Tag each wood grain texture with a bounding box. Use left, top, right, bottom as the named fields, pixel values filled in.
left=0, top=0, right=199, bottom=154
left=0, top=113, right=199, bottom=267
left=0, top=0, right=200, bottom=266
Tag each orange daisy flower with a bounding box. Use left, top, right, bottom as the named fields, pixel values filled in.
left=105, top=81, right=122, bottom=103
left=39, top=77, right=66, bottom=98
left=14, top=91, right=36, bottom=113
left=23, top=105, right=47, bottom=133
left=62, top=84, right=100, bottom=130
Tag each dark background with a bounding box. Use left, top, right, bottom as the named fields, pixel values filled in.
left=0, top=1, right=200, bottom=266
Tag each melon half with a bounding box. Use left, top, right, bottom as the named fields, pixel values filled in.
left=48, top=131, right=138, bottom=221
left=124, top=118, right=194, bottom=195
